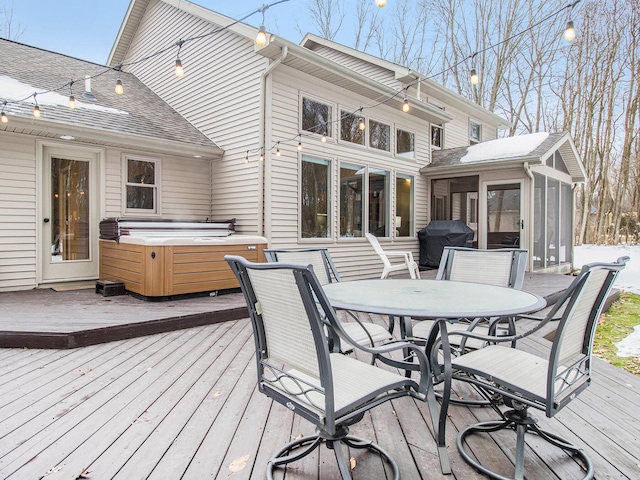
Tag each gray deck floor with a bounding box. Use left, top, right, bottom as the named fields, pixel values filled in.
left=1, top=312, right=639, bottom=479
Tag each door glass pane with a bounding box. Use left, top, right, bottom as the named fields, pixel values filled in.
left=369, top=169, right=389, bottom=236
left=487, top=183, right=520, bottom=248
left=51, top=157, right=90, bottom=262
left=533, top=173, right=545, bottom=268
left=395, top=174, right=413, bottom=237
left=547, top=178, right=560, bottom=266
left=340, top=163, right=363, bottom=237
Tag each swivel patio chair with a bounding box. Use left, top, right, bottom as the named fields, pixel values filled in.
left=428, top=256, right=628, bottom=480
left=412, top=246, right=529, bottom=351
left=365, top=233, right=420, bottom=279
left=225, top=255, right=449, bottom=479
left=264, top=248, right=393, bottom=350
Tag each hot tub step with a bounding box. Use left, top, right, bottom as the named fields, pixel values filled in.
left=96, top=280, right=126, bottom=297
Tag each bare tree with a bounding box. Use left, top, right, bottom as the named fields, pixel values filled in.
left=0, top=1, right=24, bottom=40
left=305, top=0, right=345, bottom=41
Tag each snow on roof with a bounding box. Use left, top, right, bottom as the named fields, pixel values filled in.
left=0, top=75, right=128, bottom=115
left=460, top=131, right=549, bottom=163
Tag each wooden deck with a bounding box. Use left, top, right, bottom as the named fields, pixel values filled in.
left=1, top=312, right=639, bottom=479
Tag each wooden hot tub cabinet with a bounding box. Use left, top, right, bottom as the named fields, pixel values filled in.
left=99, top=235, right=267, bottom=297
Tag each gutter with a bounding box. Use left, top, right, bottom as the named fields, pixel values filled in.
left=524, top=162, right=535, bottom=271
left=258, top=45, right=288, bottom=237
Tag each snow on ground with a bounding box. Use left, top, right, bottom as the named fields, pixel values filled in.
left=574, top=244, right=640, bottom=357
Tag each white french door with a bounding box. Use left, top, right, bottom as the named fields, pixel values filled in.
left=481, top=180, right=525, bottom=250
left=41, top=146, right=100, bottom=283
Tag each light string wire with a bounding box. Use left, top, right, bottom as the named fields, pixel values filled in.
left=254, top=0, right=581, bottom=161
left=0, top=1, right=289, bottom=109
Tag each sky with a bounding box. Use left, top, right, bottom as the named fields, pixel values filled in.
left=4, top=0, right=312, bottom=65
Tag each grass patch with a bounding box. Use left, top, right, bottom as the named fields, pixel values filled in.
left=593, top=292, right=640, bottom=376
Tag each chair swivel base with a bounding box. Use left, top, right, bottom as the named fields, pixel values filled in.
left=457, top=409, right=594, bottom=480
left=267, top=426, right=400, bottom=480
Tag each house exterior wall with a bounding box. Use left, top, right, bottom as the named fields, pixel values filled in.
left=117, top=0, right=266, bottom=233
left=0, top=130, right=213, bottom=291
left=264, top=65, right=430, bottom=279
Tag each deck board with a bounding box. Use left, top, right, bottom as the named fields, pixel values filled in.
left=1, top=317, right=639, bottom=479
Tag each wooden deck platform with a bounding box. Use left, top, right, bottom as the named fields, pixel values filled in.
left=1, top=313, right=638, bottom=479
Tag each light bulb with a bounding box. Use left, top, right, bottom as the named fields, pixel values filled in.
left=175, top=58, right=184, bottom=77
left=358, top=118, right=366, bottom=130
left=276, top=143, right=281, bottom=156
left=69, top=95, right=76, bottom=109
left=1, top=112, right=7, bottom=124
left=259, top=150, right=265, bottom=162
left=297, top=141, right=303, bottom=151
left=470, top=68, right=479, bottom=85
left=256, top=25, right=267, bottom=47
left=564, top=21, right=575, bottom=41
left=33, top=105, right=41, bottom=118
left=321, top=132, right=327, bottom=143
left=376, top=0, right=387, bottom=7
left=115, top=78, right=124, bottom=95
left=244, top=153, right=249, bottom=164
left=402, top=98, right=410, bottom=113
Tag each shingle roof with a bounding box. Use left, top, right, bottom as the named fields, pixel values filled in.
left=0, top=39, right=218, bottom=150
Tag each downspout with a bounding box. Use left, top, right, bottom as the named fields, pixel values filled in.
left=258, top=45, right=288, bottom=237
left=523, top=162, right=534, bottom=271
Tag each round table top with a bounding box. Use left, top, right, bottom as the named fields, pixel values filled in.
left=322, top=279, right=546, bottom=318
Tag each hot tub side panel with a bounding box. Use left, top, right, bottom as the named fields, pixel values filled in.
left=99, top=240, right=265, bottom=296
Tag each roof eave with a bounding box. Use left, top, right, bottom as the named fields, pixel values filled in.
left=420, top=156, right=540, bottom=176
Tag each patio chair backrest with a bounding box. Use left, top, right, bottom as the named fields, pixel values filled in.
left=264, top=248, right=340, bottom=285
left=544, top=256, right=627, bottom=415
left=437, top=246, right=528, bottom=289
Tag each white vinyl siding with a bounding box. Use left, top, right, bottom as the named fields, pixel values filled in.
left=0, top=132, right=36, bottom=291
left=118, top=0, right=265, bottom=233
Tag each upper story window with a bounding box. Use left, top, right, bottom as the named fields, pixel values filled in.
left=369, top=119, right=391, bottom=152
left=431, top=124, right=443, bottom=148
left=124, top=155, right=160, bottom=215
left=469, top=120, right=481, bottom=145
left=396, top=129, right=415, bottom=158
left=301, top=155, right=331, bottom=238
left=340, top=110, right=365, bottom=146
left=302, top=96, right=332, bottom=137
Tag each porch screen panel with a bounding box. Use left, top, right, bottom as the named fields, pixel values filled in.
left=301, top=155, right=331, bottom=238
left=547, top=178, right=560, bottom=266
left=533, top=173, right=545, bottom=268
left=369, top=169, right=389, bottom=236
left=340, top=163, right=363, bottom=237
left=560, top=182, right=572, bottom=263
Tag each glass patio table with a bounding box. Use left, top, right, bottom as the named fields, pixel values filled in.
left=322, top=278, right=546, bottom=338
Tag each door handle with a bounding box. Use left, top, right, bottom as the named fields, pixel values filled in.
left=521, top=219, right=524, bottom=229
left=43, top=218, right=50, bottom=223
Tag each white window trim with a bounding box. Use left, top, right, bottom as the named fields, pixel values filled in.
left=300, top=93, right=335, bottom=141
left=299, top=154, right=332, bottom=241
left=122, top=154, right=162, bottom=217
left=431, top=123, right=444, bottom=149
left=469, top=119, right=482, bottom=145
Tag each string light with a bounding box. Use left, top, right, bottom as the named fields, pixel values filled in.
left=402, top=90, right=410, bottom=112
left=321, top=132, right=327, bottom=142
left=244, top=151, right=249, bottom=163
left=470, top=68, right=479, bottom=85
left=68, top=81, right=76, bottom=109
left=33, top=94, right=40, bottom=118
left=114, top=76, right=124, bottom=95
left=175, top=40, right=185, bottom=77
left=297, top=135, right=303, bottom=151
left=1, top=102, right=8, bottom=124
left=255, top=6, right=268, bottom=46
left=259, top=147, right=265, bottom=161
left=276, top=142, right=281, bottom=155
left=376, top=0, right=387, bottom=7
left=564, top=20, right=576, bottom=41
left=358, top=117, right=366, bottom=130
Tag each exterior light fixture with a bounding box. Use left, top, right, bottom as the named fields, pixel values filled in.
left=69, top=95, right=76, bottom=109
left=358, top=117, right=366, bottom=130
left=256, top=25, right=267, bottom=47
left=297, top=135, right=303, bottom=151
left=321, top=132, right=327, bottom=143
left=376, top=0, right=387, bottom=7
left=276, top=142, right=281, bottom=156
left=564, top=20, right=576, bottom=41
left=259, top=148, right=265, bottom=162
left=1, top=111, right=7, bottom=124
left=470, top=68, right=479, bottom=85
left=402, top=94, right=410, bottom=113
left=33, top=95, right=41, bottom=118
left=175, top=58, right=184, bottom=77
left=115, top=76, right=124, bottom=95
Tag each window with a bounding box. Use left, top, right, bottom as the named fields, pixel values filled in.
left=124, top=156, right=160, bottom=215
left=302, top=97, right=332, bottom=137
left=340, top=110, right=365, bottom=146
left=339, top=163, right=364, bottom=237
left=301, top=155, right=331, bottom=238
left=469, top=120, right=481, bottom=145
left=396, top=129, right=415, bottom=157
left=395, top=174, right=413, bottom=237
left=369, top=169, right=389, bottom=236
left=431, top=124, right=443, bottom=148
left=369, top=119, right=391, bottom=152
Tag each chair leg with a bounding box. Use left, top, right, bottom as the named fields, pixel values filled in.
left=456, top=408, right=594, bottom=480
left=266, top=429, right=401, bottom=480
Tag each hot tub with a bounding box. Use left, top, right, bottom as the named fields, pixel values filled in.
left=98, top=219, right=267, bottom=297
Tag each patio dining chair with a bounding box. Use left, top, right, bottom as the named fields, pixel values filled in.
left=428, top=256, right=628, bottom=480
left=365, top=233, right=421, bottom=279
left=225, top=255, right=448, bottom=479
left=264, top=248, right=393, bottom=350
left=412, top=246, right=529, bottom=350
